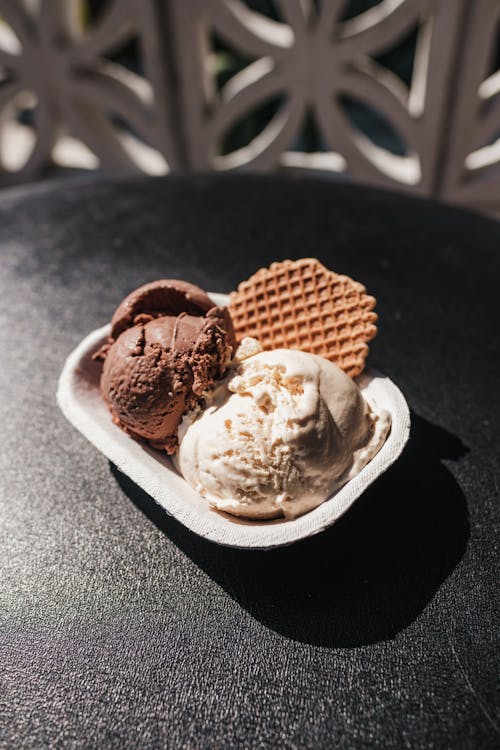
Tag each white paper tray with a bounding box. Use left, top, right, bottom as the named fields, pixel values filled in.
left=57, top=293, right=410, bottom=549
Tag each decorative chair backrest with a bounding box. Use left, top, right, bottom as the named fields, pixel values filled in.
left=0, top=0, right=498, bottom=216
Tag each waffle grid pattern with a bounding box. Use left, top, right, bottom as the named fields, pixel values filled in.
left=229, top=259, right=377, bottom=377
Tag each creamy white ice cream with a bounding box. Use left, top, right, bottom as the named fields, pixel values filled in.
left=176, top=349, right=390, bottom=520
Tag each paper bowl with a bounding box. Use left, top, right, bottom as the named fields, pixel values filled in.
left=57, top=293, right=410, bottom=549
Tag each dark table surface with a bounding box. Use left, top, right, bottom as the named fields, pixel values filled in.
left=0, top=174, right=499, bottom=750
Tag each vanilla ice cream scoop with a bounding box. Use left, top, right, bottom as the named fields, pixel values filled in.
left=176, top=349, right=390, bottom=520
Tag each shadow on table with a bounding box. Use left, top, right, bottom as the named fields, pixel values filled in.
left=111, top=412, right=469, bottom=648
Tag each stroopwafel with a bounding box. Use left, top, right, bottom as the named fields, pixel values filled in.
left=228, top=258, right=377, bottom=377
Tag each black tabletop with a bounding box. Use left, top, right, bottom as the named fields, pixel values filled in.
left=1, top=174, right=498, bottom=749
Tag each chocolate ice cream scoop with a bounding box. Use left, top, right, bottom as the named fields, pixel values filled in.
left=109, top=279, right=215, bottom=341
left=96, top=280, right=235, bottom=454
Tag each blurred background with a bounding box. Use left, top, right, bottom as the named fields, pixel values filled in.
left=0, top=0, right=499, bottom=216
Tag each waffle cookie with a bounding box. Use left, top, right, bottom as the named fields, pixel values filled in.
left=228, top=258, right=377, bottom=378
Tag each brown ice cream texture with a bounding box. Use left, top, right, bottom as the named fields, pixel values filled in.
left=95, top=280, right=235, bottom=454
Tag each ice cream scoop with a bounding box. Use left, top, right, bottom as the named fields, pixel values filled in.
left=176, top=349, right=390, bottom=519
left=108, top=279, right=217, bottom=341
left=95, top=280, right=236, bottom=453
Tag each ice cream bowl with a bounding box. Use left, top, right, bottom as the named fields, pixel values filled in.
left=57, top=293, right=410, bottom=550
